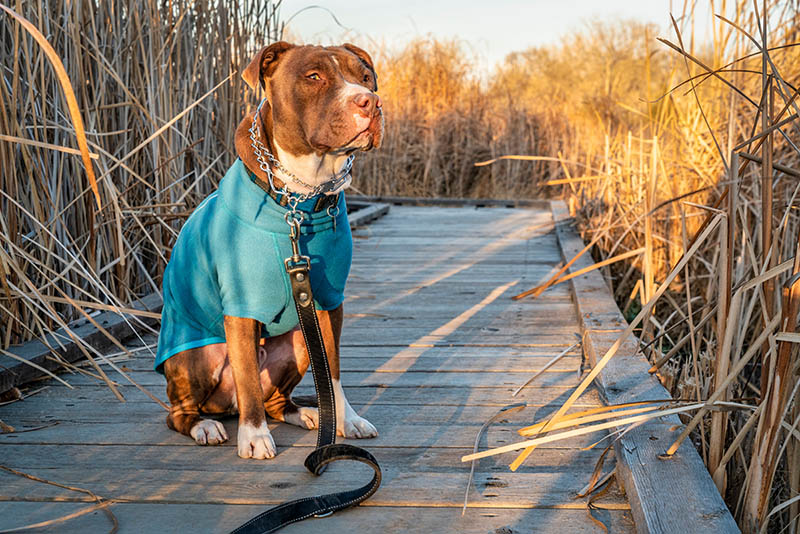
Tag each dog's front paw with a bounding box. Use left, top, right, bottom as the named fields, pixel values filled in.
left=338, top=414, right=378, bottom=439
left=237, top=421, right=276, bottom=459
left=284, top=407, right=319, bottom=430
left=190, top=419, right=228, bottom=445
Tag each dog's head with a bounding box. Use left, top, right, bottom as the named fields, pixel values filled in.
left=242, top=42, right=383, bottom=156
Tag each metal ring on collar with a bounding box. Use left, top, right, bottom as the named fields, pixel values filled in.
left=284, top=210, right=305, bottom=225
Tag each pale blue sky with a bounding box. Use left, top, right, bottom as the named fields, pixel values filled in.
left=285, top=0, right=715, bottom=67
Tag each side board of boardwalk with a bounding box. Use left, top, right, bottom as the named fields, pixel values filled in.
left=550, top=201, right=739, bottom=534
left=0, top=199, right=736, bottom=533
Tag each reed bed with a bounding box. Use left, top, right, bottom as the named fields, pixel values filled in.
left=451, top=2, right=800, bottom=532
left=558, top=4, right=800, bottom=532
left=1, top=0, right=281, bottom=351
left=3, top=0, right=800, bottom=532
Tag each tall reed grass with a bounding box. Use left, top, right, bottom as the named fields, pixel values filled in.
left=1, top=0, right=280, bottom=349
left=3, top=0, right=800, bottom=531
left=554, top=4, right=800, bottom=532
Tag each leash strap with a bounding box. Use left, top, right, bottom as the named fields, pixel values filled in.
left=230, top=219, right=381, bottom=534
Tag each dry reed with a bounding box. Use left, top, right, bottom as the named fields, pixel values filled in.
left=456, top=2, right=800, bottom=532
left=1, top=0, right=281, bottom=351
left=4, top=0, right=800, bottom=532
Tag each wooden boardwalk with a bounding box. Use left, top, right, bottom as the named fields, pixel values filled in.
left=0, top=204, right=634, bottom=533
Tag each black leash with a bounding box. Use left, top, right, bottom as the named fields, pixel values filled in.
left=230, top=213, right=381, bottom=534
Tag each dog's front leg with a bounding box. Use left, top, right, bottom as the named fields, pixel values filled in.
left=321, top=306, right=378, bottom=439
left=225, top=316, right=276, bottom=459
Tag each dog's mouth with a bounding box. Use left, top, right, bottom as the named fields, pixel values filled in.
left=347, top=111, right=383, bottom=150
left=318, top=123, right=381, bottom=154
left=309, top=108, right=383, bottom=154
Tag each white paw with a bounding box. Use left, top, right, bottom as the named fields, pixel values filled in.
left=237, top=421, right=276, bottom=459
left=338, top=414, right=378, bottom=439
left=190, top=419, right=228, bottom=445
left=284, top=407, right=319, bottom=430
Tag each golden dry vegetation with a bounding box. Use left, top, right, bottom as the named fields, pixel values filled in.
left=2, top=1, right=800, bottom=532
left=361, top=4, right=800, bottom=530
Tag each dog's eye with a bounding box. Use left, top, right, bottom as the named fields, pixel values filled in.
left=363, top=73, right=371, bottom=83
left=307, top=73, right=321, bottom=81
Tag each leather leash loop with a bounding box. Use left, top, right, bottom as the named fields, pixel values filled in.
left=230, top=221, right=381, bottom=534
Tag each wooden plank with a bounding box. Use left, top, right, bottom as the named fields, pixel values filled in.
left=349, top=237, right=557, bottom=248
left=100, top=355, right=583, bottom=373
left=0, top=502, right=635, bottom=534
left=339, top=306, right=578, bottom=324
left=340, top=316, right=579, bottom=331
left=347, top=195, right=553, bottom=209
left=9, top=382, right=604, bottom=407
left=0, top=444, right=607, bottom=474
left=55, top=369, right=584, bottom=388
left=1, top=398, right=583, bottom=428
left=338, top=332, right=578, bottom=346
left=0, top=421, right=598, bottom=449
left=354, top=227, right=548, bottom=240
left=338, top=326, right=577, bottom=345
left=0, top=466, right=627, bottom=509
left=343, top=296, right=573, bottom=308
left=346, top=201, right=390, bottom=226
left=352, top=215, right=553, bottom=227
left=106, top=340, right=583, bottom=361
left=0, top=293, right=162, bottom=394
left=111, top=339, right=580, bottom=358
left=551, top=200, right=738, bottom=534
left=352, top=222, right=553, bottom=238
left=347, top=272, right=562, bottom=283
left=350, top=251, right=562, bottom=261
left=342, top=294, right=572, bottom=308
left=354, top=229, right=554, bottom=239
left=346, top=272, right=566, bottom=285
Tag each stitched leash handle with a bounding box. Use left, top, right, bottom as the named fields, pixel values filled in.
left=230, top=221, right=381, bottom=534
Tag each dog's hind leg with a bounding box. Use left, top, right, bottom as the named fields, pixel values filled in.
left=259, top=329, right=318, bottom=430
left=163, top=346, right=229, bottom=445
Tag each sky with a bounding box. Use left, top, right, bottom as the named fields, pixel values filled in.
left=284, top=0, right=714, bottom=68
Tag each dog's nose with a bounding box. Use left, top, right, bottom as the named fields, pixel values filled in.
left=353, top=93, right=379, bottom=117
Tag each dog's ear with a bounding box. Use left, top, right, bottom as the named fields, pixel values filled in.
left=242, top=41, right=295, bottom=90
left=342, top=43, right=377, bottom=89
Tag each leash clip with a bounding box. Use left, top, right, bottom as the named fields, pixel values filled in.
left=284, top=211, right=310, bottom=271
left=313, top=511, right=334, bottom=518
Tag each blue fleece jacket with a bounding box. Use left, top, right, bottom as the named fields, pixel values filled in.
left=154, top=158, right=352, bottom=373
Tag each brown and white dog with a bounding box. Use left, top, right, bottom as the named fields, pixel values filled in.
left=160, top=42, right=383, bottom=459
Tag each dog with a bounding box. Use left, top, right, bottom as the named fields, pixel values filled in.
left=154, top=42, right=383, bottom=459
